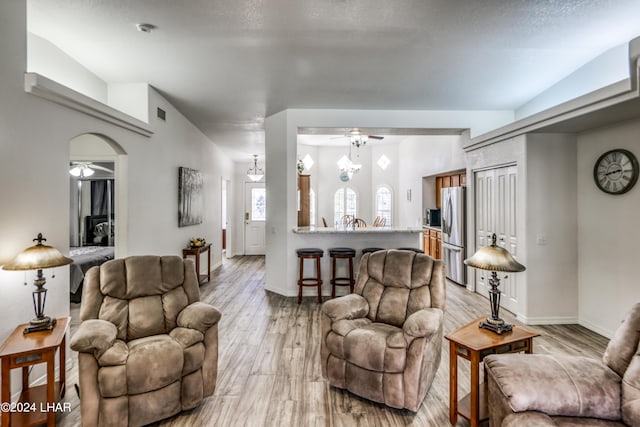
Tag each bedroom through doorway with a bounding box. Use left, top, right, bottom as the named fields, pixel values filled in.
left=68, top=133, right=126, bottom=303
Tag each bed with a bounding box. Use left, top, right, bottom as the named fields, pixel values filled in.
left=69, top=214, right=116, bottom=302
left=69, top=246, right=114, bottom=303
left=69, top=245, right=114, bottom=303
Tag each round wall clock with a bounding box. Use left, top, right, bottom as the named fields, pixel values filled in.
left=593, top=148, right=639, bottom=194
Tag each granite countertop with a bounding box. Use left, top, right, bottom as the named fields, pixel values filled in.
left=293, top=226, right=422, bottom=234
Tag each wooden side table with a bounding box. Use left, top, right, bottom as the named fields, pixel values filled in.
left=0, top=317, right=70, bottom=426
left=445, top=317, right=539, bottom=427
left=182, top=243, right=212, bottom=285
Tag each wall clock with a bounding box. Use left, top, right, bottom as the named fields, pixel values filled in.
left=593, top=148, right=639, bottom=194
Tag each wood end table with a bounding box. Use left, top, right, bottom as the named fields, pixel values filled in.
left=445, top=317, right=539, bottom=427
left=0, top=317, right=70, bottom=426
left=182, top=243, right=212, bottom=285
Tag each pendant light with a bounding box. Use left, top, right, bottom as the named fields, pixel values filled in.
left=247, top=155, right=264, bottom=182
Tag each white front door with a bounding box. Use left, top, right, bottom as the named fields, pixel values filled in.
left=244, top=182, right=266, bottom=255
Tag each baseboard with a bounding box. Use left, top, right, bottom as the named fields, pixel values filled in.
left=578, top=318, right=614, bottom=339
left=264, top=284, right=346, bottom=299
left=264, top=283, right=297, bottom=297
left=516, top=314, right=579, bottom=325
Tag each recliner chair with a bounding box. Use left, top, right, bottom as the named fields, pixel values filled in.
left=485, top=302, right=640, bottom=427
left=320, top=249, right=446, bottom=411
left=70, top=255, right=221, bottom=426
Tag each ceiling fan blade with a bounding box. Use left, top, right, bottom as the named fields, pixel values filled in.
left=367, top=135, right=384, bottom=140
left=90, top=164, right=114, bottom=173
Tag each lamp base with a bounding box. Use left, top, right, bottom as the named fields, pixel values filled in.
left=479, top=318, right=512, bottom=335
left=23, top=316, right=56, bottom=334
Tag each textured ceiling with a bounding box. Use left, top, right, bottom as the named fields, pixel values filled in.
left=27, top=0, right=640, bottom=160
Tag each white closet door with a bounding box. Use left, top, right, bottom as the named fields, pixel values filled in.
left=474, top=169, right=493, bottom=297
left=474, top=165, right=518, bottom=313
left=494, top=166, right=518, bottom=313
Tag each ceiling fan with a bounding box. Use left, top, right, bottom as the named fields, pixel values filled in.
left=331, top=128, right=385, bottom=148
left=69, top=161, right=114, bottom=178
left=346, top=128, right=384, bottom=148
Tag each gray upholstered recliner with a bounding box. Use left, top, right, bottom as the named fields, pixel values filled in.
left=321, top=249, right=446, bottom=412
left=485, top=302, right=640, bottom=427
left=70, top=255, right=221, bottom=427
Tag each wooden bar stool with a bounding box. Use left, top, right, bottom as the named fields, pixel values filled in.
left=296, top=248, right=324, bottom=304
left=328, top=247, right=356, bottom=298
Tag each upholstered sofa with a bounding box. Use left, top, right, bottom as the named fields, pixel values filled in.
left=70, top=255, right=221, bottom=427
left=321, top=249, right=446, bottom=412
left=485, top=302, right=640, bottom=427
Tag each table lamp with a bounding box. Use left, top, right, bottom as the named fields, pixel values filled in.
left=2, top=233, right=72, bottom=333
left=464, top=233, right=525, bottom=334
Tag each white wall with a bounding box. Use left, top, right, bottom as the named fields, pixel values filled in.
left=516, top=43, right=630, bottom=119
left=27, top=32, right=108, bottom=103
left=371, top=143, right=399, bottom=226
left=108, top=83, right=149, bottom=122
left=28, top=32, right=150, bottom=123
left=0, top=2, right=234, bottom=395
left=397, top=134, right=468, bottom=228
left=577, top=118, right=640, bottom=337
left=525, top=134, right=578, bottom=323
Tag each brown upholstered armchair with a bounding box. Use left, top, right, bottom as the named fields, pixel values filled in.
left=70, top=256, right=221, bottom=427
left=485, top=302, right=640, bottom=427
left=321, top=249, right=446, bottom=411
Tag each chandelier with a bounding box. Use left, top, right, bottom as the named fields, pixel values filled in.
left=247, top=155, right=264, bottom=182
left=350, top=134, right=368, bottom=148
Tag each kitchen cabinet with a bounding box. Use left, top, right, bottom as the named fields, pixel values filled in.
left=435, top=172, right=466, bottom=208
left=423, top=227, right=442, bottom=260
left=474, top=166, right=518, bottom=313
left=297, top=174, right=310, bottom=226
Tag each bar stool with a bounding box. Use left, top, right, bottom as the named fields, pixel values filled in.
left=328, top=247, right=356, bottom=298
left=362, top=247, right=384, bottom=254
left=296, top=248, right=324, bottom=304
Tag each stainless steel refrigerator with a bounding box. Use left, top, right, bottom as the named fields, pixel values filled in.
left=441, top=186, right=466, bottom=285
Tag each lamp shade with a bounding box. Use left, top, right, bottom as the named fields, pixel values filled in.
left=464, top=234, right=525, bottom=273
left=2, top=233, right=72, bottom=271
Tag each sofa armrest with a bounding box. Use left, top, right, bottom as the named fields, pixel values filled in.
left=70, top=319, right=117, bottom=355
left=321, top=294, right=369, bottom=321
left=403, top=308, right=443, bottom=338
left=502, top=412, right=557, bottom=427
left=177, top=302, right=222, bottom=334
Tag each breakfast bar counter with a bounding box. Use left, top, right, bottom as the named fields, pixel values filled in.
left=293, top=226, right=422, bottom=234
left=290, top=226, right=423, bottom=298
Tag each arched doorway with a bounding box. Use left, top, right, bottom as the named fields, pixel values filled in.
left=69, top=133, right=127, bottom=257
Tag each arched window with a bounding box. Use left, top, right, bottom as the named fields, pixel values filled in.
left=334, top=187, right=357, bottom=226
left=309, top=188, right=316, bottom=226
left=375, top=186, right=392, bottom=226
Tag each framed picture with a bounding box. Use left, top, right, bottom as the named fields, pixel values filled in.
left=178, top=167, right=203, bottom=227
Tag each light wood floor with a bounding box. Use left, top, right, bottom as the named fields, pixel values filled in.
left=61, top=256, right=609, bottom=426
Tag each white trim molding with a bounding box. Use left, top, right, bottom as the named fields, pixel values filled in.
left=24, top=72, right=153, bottom=137
left=516, top=314, right=579, bottom=326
